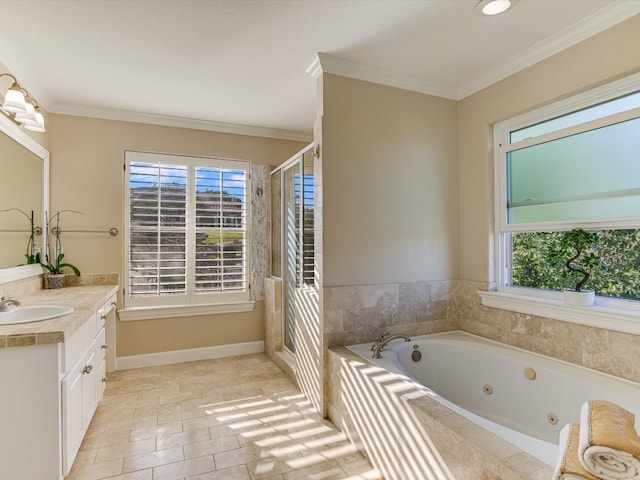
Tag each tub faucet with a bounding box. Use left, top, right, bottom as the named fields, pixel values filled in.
left=0, top=296, right=21, bottom=312
left=371, top=333, right=411, bottom=359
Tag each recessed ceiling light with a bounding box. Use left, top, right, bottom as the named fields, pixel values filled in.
left=476, top=0, right=515, bottom=16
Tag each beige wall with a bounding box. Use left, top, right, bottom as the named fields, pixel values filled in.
left=458, top=13, right=640, bottom=283
left=322, top=74, right=459, bottom=287
left=453, top=14, right=640, bottom=385
left=309, top=74, right=459, bottom=414
left=5, top=13, right=640, bottom=366
left=48, top=114, right=306, bottom=356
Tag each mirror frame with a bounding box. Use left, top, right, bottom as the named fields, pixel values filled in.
left=0, top=112, right=48, bottom=284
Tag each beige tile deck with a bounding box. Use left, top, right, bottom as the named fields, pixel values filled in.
left=65, top=353, right=383, bottom=480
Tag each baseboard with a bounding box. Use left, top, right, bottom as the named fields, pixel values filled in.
left=115, top=340, right=265, bottom=370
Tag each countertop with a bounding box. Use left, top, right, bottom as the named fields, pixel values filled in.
left=0, top=285, right=118, bottom=348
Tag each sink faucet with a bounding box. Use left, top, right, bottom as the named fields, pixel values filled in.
left=0, top=296, right=21, bottom=312
left=371, top=333, right=411, bottom=359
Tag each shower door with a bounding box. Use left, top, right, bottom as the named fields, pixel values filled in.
left=282, top=160, right=299, bottom=353
left=271, top=145, right=314, bottom=356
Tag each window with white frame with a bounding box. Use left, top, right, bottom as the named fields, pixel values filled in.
left=124, top=151, right=250, bottom=309
left=494, top=74, right=640, bottom=305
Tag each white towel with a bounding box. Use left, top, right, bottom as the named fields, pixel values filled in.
left=553, top=424, right=600, bottom=480
left=578, top=400, right=640, bottom=480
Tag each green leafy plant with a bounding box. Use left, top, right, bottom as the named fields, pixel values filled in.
left=41, top=252, right=80, bottom=276
left=41, top=210, right=82, bottom=278
left=547, top=228, right=603, bottom=292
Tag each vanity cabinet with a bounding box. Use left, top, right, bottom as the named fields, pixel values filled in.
left=61, top=292, right=115, bottom=476
left=0, top=287, right=117, bottom=480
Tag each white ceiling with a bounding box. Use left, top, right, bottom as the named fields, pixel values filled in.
left=0, top=0, right=638, bottom=141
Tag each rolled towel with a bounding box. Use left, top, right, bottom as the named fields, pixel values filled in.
left=578, top=399, right=640, bottom=480
left=553, top=424, right=600, bottom=480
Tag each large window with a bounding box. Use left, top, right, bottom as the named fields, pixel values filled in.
left=124, top=151, right=249, bottom=309
left=494, top=74, right=640, bottom=306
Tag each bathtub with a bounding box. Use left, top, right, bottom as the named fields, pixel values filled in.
left=347, top=331, right=640, bottom=466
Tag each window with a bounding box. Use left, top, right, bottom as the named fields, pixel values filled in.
left=493, top=74, right=640, bottom=307
left=124, top=151, right=250, bottom=310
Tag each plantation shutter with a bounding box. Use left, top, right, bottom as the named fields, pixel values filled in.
left=301, top=149, right=315, bottom=286
left=128, top=160, right=187, bottom=299
left=195, top=164, right=247, bottom=294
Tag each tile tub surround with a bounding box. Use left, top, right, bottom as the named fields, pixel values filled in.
left=320, top=279, right=640, bottom=383
left=454, top=280, right=640, bottom=384
left=65, top=353, right=383, bottom=480
left=0, top=284, right=118, bottom=347
left=327, top=347, right=552, bottom=480
left=323, top=280, right=458, bottom=348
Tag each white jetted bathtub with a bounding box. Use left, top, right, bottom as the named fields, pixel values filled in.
left=347, top=331, right=640, bottom=466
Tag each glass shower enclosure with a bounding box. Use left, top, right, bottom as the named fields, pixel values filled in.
left=270, top=145, right=315, bottom=355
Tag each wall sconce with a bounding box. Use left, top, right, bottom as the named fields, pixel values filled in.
left=0, top=73, right=46, bottom=132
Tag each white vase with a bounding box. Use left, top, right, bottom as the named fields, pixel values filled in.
left=563, top=290, right=595, bottom=307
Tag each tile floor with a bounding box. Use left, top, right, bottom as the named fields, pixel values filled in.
left=66, top=354, right=383, bottom=480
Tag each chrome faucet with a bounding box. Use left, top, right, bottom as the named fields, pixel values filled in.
left=371, top=333, right=411, bottom=359
left=0, top=296, right=21, bottom=312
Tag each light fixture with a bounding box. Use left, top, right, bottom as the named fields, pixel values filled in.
left=0, top=73, right=46, bottom=132
left=476, top=0, right=515, bottom=16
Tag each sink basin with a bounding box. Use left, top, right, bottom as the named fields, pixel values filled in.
left=0, top=305, right=74, bottom=325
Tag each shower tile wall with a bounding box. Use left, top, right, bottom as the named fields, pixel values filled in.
left=454, top=280, right=640, bottom=384
left=250, top=164, right=267, bottom=302
left=323, top=280, right=459, bottom=348
left=263, top=277, right=282, bottom=357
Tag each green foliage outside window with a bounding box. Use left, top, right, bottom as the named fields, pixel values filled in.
left=512, top=229, right=640, bottom=300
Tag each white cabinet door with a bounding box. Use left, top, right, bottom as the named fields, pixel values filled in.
left=104, top=294, right=117, bottom=373
left=62, top=362, right=83, bottom=476
left=63, top=335, right=98, bottom=476
left=96, top=327, right=107, bottom=400
left=81, top=345, right=98, bottom=430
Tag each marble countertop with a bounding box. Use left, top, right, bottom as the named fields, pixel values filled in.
left=0, top=285, right=118, bottom=348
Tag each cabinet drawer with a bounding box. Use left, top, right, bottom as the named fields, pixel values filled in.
left=62, top=312, right=98, bottom=374
left=98, top=294, right=117, bottom=329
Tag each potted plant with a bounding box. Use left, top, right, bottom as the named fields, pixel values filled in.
left=41, top=252, right=80, bottom=289
left=41, top=210, right=82, bottom=289
left=548, top=228, right=603, bottom=306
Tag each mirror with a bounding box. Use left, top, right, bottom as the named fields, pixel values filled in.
left=0, top=113, right=48, bottom=283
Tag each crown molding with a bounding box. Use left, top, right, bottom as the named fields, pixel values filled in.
left=311, top=53, right=459, bottom=100
left=310, top=3, right=640, bottom=101
left=0, top=39, right=312, bottom=142
left=305, top=56, right=323, bottom=79
left=48, top=104, right=312, bottom=142
left=456, top=2, right=640, bottom=99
